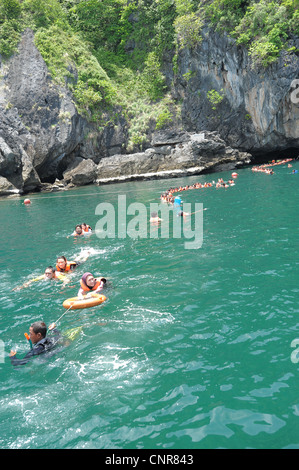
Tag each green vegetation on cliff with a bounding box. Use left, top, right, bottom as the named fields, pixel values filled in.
left=205, top=0, right=299, bottom=67
left=0, top=0, right=298, bottom=148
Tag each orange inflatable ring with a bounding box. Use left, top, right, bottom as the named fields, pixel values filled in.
left=62, top=293, right=106, bottom=310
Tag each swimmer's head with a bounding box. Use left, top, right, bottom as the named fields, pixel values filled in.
left=81, top=272, right=95, bottom=288
left=44, top=266, right=55, bottom=278
left=57, top=256, right=67, bottom=268
left=29, top=321, right=47, bottom=342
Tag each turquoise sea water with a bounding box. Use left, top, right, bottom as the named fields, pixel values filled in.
left=0, top=162, right=298, bottom=449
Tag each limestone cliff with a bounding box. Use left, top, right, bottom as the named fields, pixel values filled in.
left=0, top=27, right=298, bottom=196
left=0, top=29, right=127, bottom=196
left=169, top=27, right=299, bottom=154
left=0, top=29, right=83, bottom=194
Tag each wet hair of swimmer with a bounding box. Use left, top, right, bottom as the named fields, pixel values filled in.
left=46, top=266, right=55, bottom=273
left=30, top=321, right=47, bottom=339
left=57, top=256, right=67, bottom=263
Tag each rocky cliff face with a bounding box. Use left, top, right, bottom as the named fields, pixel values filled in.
left=0, top=27, right=298, bottom=196
left=95, top=130, right=251, bottom=185
left=0, top=29, right=83, bottom=194
left=169, top=27, right=299, bottom=154
left=0, top=29, right=127, bottom=196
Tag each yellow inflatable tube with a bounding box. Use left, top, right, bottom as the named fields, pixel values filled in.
left=63, top=293, right=106, bottom=310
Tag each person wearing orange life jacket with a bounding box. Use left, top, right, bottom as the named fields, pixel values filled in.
left=56, top=256, right=78, bottom=273
left=56, top=250, right=91, bottom=273
left=77, top=272, right=106, bottom=299
left=71, top=225, right=85, bottom=237
left=81, top=223, right=92, bottom=233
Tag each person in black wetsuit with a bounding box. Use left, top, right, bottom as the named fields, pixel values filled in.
left=9, top=321, right=62, bottom=366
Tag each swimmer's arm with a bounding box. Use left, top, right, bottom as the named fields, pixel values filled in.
left=9, top=348, right=37, bottom=366
left=189, top=208, right=208, bottom=215
left=94, top=285, right=103, bottom=293
left=29, top=275, right=45, bottom=283
left=94, top=278, right=106, bottom=293
left=77, top=288, right=94, bottom=299
left=77, top=288, right=85, bottom=299
left=56, top=273, right=70, bottom=284
left=48, top=324, right=62, bottom=341
left=12, top=275, right=44, bottom=291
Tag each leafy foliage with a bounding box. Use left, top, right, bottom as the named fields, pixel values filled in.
left=207, top=89, right=224, bottom=110
left=205, top=0, right=249, bottom=32
left=0, top=0, right=21, bottom=20
left=174, top=12, right=204, bottom=50
left=204, top=0, right=298, bottom=67
left=0, top=19, right=20, bottom=56
left=35, top=25, right=117, bottom=118
left=0, top=0, right=297, bottom=147
left=22, top=0, right=66, bottom=29
left=67, top=0, right=124, bottom=52
left=0, top=0, right=21, bottom=56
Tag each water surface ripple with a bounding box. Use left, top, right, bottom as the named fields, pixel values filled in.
left=0, top=164, right=298, bottom=449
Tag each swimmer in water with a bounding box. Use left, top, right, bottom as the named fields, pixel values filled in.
left=9, top=321, right=62, bottom=366
left=150, top=212, right=162, bottom=224
left=77, top=272, right=106, bottom=299
left=177, top=208, right=208, bottom=218
left=81, top=223, right=92, bottom=233
left=55, top=251, right=90, bottom=273
left=68, top=224, right=91, bottom=238
left=71, top=225, right=84, bottom=237
left=56, top=256, right=78, bottom=273
left=177, top=210, right=190, bottom=218
left=12, top=266, right=68, bottom=290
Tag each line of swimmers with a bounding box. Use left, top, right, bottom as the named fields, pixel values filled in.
left=257, top=158, right=294, bottom=168
left=251, top=158, right=295, bottom=174
left=251, top=166, right=274, bottom=174
left=13, top=254, right=106, bottom=298
left=11, top=259, right=107, bottom=365
left=10, top=270, right=108, bottom=364
left=160, top=177, right=236, bottom=204
left=13, top=253, right=89, bottom=290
